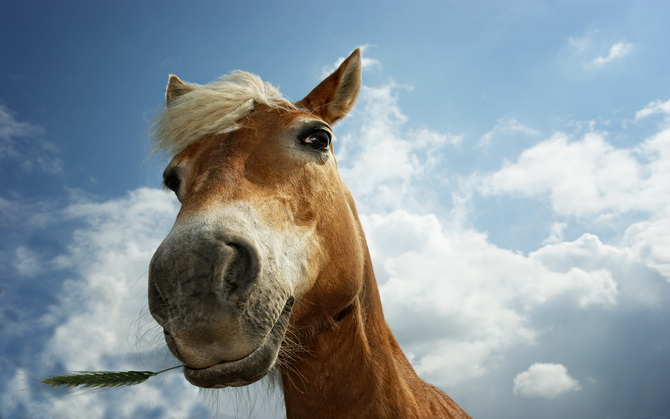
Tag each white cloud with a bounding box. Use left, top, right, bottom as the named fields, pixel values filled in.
left=0, top=103, right=44, bottom=142
left=589, top=42, right=633, bottom=69
left=478, top=117, right=540, bottom=148
left=43, top=188, right=179, bottom=370
left=14, top=246, right=42, bottom=277
left=623, top=216, right=670, bottom=281
left=560, top=32, right=634, bottom=72
left=513, top=363, right=581, bottom=399
left=635, top=99, right=670, bottom=121
left=475, top=103, right=670, bottom=289
left=565, top=33, right=593, bottom=56
left=479, top=130, right=668, bottom=218
left=410, top=127, right=463, bottom=148
left=362, top=211, right=619, bottom=387
left=338, top=84, right=413, bottom=200
left=336, top=82, right=463, bottom=214
left=544, top=221, right=567, bottom=244
left=333, top=80, right=669, bottom=394
left=471, top=101, right=670, bottom=306
left=0, top=103, right=62, bottom=173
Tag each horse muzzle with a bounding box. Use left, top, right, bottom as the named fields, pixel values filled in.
left=148, top=222, right=292, bottom=387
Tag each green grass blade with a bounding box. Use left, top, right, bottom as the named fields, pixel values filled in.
left=41, top=365, right=183, bottom=390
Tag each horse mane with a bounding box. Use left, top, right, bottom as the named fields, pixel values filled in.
left=151, top=71, right=297, bottom=157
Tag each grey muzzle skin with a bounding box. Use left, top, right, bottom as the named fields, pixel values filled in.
left=149, top=231, right=261, bottom=323
left=148, top=226, right=293, bottom=387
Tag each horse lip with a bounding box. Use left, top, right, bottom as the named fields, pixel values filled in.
left=183, top=297, right=294, bottom=388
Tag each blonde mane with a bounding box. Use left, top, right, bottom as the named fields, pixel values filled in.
left=152, top=71, right=296, bottom=157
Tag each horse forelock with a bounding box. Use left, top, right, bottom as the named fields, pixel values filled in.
left=151, top=71, right=297, bottom=158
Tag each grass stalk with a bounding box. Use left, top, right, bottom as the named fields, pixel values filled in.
left=41, top=365, right=183, bottom=390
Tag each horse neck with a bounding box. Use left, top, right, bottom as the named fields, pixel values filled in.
left=281, top=244, right=434, bottom=418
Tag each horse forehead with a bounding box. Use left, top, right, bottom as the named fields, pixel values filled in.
left=210, top=108, right=323, bottom=154
left=245, top=107, right=322, bottom=138
left=171, top=108, right=313, bottom=165
left=216, top=109, right=329, bottom=171
left=173, top=108, right=335, bottom=209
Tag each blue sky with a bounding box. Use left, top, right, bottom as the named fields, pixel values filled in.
left=2, top=1, right=670, bottom=418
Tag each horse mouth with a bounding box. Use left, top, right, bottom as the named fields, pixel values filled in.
left=182, top=297, right=294, bottom=388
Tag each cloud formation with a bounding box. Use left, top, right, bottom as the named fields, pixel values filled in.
left=588, top=42, right=633, bottom=69
left=560, top=32, right=634, bottom=73
left=513, top=363, right=581, bottom=399
left=0, top=104, right=44, bottom=142
left=478, top=117, right=539, bottom=148
left=0, top=103, right=62, bottom=174
left=336, top=69, right=670, bottom=417
left=478, top=130, right=669, bottom=218
left=635, top=98, right=670, bottom=121
left=362, top=210, right=624, bottom=387
left=337, top=82, right=460, bottom=213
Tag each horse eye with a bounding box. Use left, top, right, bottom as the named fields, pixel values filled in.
left=163, top=172, right=181, bottom=193
left=302, top=129, right=331, bottom=150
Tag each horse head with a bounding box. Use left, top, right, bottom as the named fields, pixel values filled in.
left=149, top=50, right=364, bottom=388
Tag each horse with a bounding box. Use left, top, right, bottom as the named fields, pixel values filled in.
left=148, top=49, right=470, bottom=418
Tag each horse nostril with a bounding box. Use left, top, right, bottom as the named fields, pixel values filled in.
left=222, top=240, right=261, bottom=295
left=149, top=230, right=262, bottom=320
left=148, top=274, right=171, bottom=325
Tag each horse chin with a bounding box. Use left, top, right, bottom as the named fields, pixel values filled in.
left=182, top=297, right=294, bottom=388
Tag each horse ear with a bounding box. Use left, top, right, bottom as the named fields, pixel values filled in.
left=296, top=49, right=362, bottom=124
left=166, top=75, right=196, bottom=106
